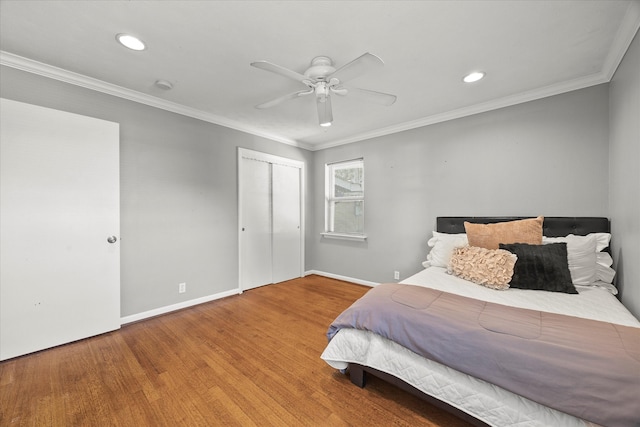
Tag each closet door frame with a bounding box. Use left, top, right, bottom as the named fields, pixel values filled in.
left=237, top=148, right=305, bottom=292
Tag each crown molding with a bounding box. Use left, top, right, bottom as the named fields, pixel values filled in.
left=310, top=4, right=640, bottom=151
left=311, top=71, right=609, bottom=151
left=602, top=1, right=640, bottom=81
left=0, top=51, right=310, bottom=150
left=3, top=0, right=638, bottom=155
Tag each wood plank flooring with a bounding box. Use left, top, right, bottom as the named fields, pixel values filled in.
left=0, top=275, right=472, bottom=426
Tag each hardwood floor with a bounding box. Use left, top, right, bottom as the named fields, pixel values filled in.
left=0, top=275, right=472, bottom=426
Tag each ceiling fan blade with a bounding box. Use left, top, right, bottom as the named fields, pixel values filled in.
left=330, top=87, right=348, bottom=96
left=317, top=95, right=333, bottom=126
left=255, top=89, right=312, bottom=109
left=329, top=52, right=384, bottom=83
left=346, top=87, right=397, bottom=106
left=250, top=60, right=307, bottom=82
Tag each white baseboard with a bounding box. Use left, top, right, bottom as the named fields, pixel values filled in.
left=120, top=288, right=241, bottom=325
left=121, top=272, right=377, bottom=325
left=304, top=270, right=379, bottom=287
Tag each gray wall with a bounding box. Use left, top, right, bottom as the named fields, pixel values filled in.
left=609, top=31, right=640, bottom=318
left=311, top=85, right=611, bottom=284
left=3, top=57, right=638, bottom=319
left=0, top=66, right=314, bottom=317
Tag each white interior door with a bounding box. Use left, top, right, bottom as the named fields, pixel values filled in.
left=0, top=98, right=120, bottom=361
left=240, top=158, right=273, bottom=290
left=272, top=163, right=301, bottom=283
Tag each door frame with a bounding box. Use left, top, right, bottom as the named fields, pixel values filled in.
left=237, top=148, right=305, bottom=292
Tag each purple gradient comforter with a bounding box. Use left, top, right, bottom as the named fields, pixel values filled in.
left=328, top=283, right=640, bottom=427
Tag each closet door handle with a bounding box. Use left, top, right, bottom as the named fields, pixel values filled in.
left=107, top=236, right=117, bottom=244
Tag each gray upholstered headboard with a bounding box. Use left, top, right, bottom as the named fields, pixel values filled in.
left=436, top=217, right=610, bottom=237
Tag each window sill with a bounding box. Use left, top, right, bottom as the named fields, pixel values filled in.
left=321, top=232, right=368, bottom=242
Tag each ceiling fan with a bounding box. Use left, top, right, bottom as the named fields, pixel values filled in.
left=251, top=53, right=397, bottom=127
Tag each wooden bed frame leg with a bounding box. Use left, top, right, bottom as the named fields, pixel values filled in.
left=349, top=364, right=367, bottom=388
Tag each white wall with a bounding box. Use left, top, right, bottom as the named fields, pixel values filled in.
left=311, top=85, right=611, bottom=284
left=0, top=66, right=314, bottom=318
left=609, top=31, right=640, bottom=318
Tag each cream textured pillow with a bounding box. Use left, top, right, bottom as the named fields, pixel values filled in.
left=447, top=246, right=517, bottom=290
left=464, top=216, right=543, bottom=250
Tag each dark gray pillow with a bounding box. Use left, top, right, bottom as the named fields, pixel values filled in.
left=499, top=243, right=577, bottom=294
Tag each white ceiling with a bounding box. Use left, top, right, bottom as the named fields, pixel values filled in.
left=1, top=1, right=639, bottom=151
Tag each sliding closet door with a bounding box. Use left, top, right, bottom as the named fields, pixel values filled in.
left=272, top=163, right=301, bottom=283
left=238, top=149, right=304, bottom=291
left=0, top=98, right=120, bottom=361
left=240, top=158, right=273, bottom=290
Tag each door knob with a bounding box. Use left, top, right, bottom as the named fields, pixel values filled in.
left=107, top=236, right=117, bottom=244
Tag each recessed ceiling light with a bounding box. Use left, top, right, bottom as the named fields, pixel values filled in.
left=116, top=33, right=146, bottom=51
left=463, top=71, right=485, bottom=83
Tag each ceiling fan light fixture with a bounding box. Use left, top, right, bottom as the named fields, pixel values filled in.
left=463, top=71, right=485, bottom=83
left=251, top=52, right=395, bottom=127
left=317, top=95, right=333, bottom=127
left=116, top=33, right=146, bottom=51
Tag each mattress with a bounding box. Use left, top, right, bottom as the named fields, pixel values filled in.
left=321, top=267, right=640, bottom=427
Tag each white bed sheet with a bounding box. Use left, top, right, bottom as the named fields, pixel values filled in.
left=321, top=267, right=640, bottom=427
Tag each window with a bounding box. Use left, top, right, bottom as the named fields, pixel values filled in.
left=324, top=159, right=365, bottom=240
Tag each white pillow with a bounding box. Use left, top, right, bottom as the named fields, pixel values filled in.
left=586, top=281, right=618, bottom=295
left=591, top=233, right=615, bottom=283
left=542, top=233, right=616, bottom=285
left=542, top=234, right=597, bottom=285
left=596, top=252, right=616, bottom=283
left=592, top=232, right=611, bottom=252
left=423, top=231, right=468, bottom=268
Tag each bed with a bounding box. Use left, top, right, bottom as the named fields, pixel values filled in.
left=321, top=217, right=640, bottom=427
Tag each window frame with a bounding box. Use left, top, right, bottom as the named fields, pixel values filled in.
left=322, top=158, right=367, bottom=241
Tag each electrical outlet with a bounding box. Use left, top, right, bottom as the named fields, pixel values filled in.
left=394, top=271, right=400, bottom=280
left=179, top=282, right=186, bottom=293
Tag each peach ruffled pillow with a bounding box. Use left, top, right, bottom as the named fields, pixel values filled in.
left=447, top=246, right=517, bottom=290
